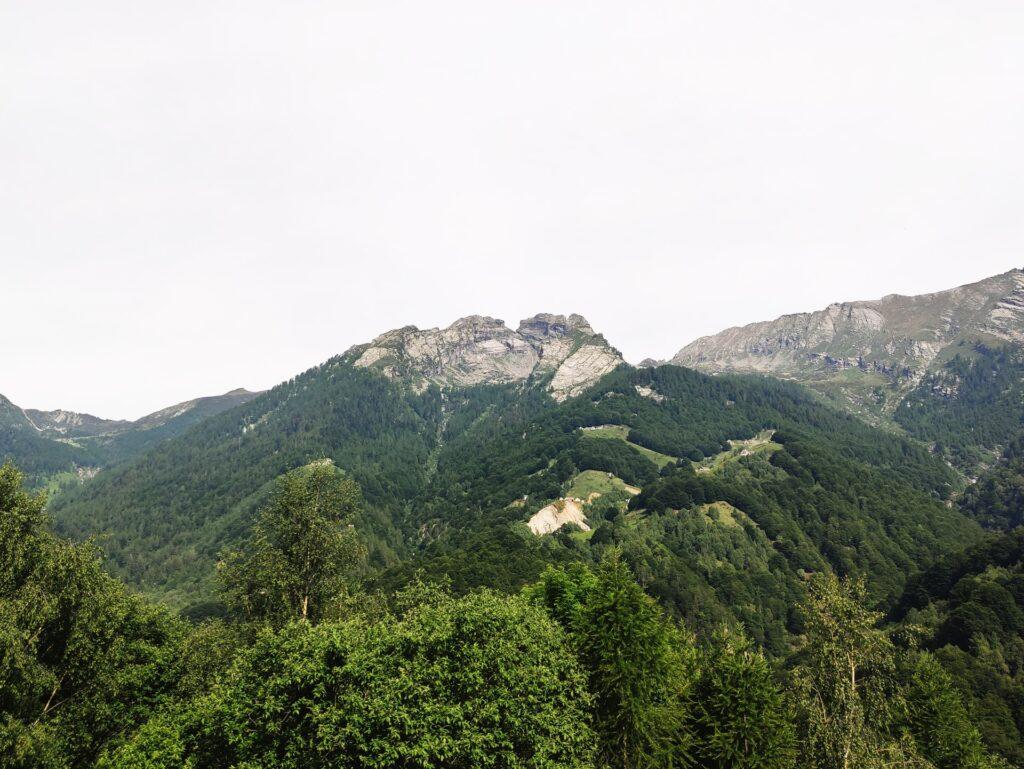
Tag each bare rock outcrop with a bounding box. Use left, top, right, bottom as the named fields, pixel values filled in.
left=350, top=313, right=624, bottom=400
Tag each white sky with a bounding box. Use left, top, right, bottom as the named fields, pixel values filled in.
left=3, top=1, right=1023, bottom=419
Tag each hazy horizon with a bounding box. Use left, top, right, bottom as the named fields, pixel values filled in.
left=4, top=2, right=1024, bottom=419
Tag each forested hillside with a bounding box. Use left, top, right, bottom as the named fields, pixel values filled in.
left=894, top=528, right=1024, bottom=763
left=52, top=360, right=978, bottom=639
left=31, top=332, right=1023, bottom=764
left=896, top=345, right=1024, bottom=471
left=1, top=462, right=1010, bottom=769
left=384, top=365, right=976, bottom=653
left=51, top=361, right=438, bottom=603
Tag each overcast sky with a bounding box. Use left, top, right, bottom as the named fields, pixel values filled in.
left=3, top=1, right=1023, bottom=419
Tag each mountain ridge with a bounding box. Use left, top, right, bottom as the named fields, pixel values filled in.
left=0, top=387, right=263, bottom=486
left=667, top=267, right=1024, bottom=421
left=672, top=268, right=1024, bottom=373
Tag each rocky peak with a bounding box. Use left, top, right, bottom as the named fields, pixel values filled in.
left=350, top=312, right=623, bottom=400
left=517, top=313, right=595, bottom=341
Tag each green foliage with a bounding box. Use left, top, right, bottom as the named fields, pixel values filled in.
left=960, top=437, right=1024, bottom=530
left=396, top=365, right=974, bottom=650
left=0, top=463, right=186, bottom=769
left=577, top=554, right=693, bottom=769
left=904, top=652, right=992, bottom=769
left=793, top=574, right=910, bottom=769
left=895, top=345, right=1024, bottom=469
left=51, top=360, right=976, bottom=644
left=51, top=364, right=437, bottom=602
left=528, top=555, right=694, bottom=769
left=2, top=455, right=1009, bottom=769
left=109, top=589, right=596, bottom=769
left=690, top=629, right=796, bottom=769
left=218, top=461, right=364, bottom=625
left=894, top=529, right=1024, bottom=765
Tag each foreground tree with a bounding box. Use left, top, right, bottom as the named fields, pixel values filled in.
left=904, top=652, right=994, bottom=769
left=793, top=574, right=909, bottom=769
left=218, top=460, right=364, bottom=625
left=792, top=574, right=1007, bottom=769
left=0, top=463, right=184, bottom=769
left=528, top=553, right=694, bottom=769
left=691, top=629, right=796, bottom=769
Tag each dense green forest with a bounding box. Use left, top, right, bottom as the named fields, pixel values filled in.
left=1, top=462, right=1012, bottom=768
left=893, top=528, right=1024, bottom=763
left=51, top=363, right=974, bottom=624
left=377, top=366, right=975, bottom=652
left=895, top=344, right=1024, bottom=471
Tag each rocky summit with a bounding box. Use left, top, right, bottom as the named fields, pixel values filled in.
left=348, top=313, right=623, bottom=400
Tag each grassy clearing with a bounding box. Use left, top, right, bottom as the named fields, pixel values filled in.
left=699, top=500, right=746, bottom=528
left=567, top=469, right=638, bottom=499
left=695, top=430, right=781, bottom=474
left=580, top=425, right=678, bottom=469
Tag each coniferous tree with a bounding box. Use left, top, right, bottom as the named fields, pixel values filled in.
left=691, top=629, right=796, bottom=769
left=904, top=652, right=994, bottom=769
left=552, top=552, right=695, bottom=769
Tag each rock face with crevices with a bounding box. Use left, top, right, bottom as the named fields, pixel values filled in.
left=349, top=313, right=623, bottom=400
left=673, top=269, right=1024, bottom=378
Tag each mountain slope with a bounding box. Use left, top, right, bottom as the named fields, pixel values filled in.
left=380, top=364, right=974, bottom=649
left=893, top=528, right=1024, bottom=763
left=0, top=394, right=92, bottom=484
left=50, top=317, right=980, bottom=637
left=80, top=388, right=262, bottom=465
left=670, top=268, right=1024, bottom=422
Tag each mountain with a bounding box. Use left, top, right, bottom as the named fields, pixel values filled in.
left=347, top=313, right=624, bottom=400
left=49, top=312, right=980, bottom=649
left=0, top=393, right=89, bottom=484
left=81, top=388, right=263, bottom=464
left=669, top=268, right=1024, bottom=472
left=673, top=268, right=1024, bottom=377
left=17, top=303, right=1024, bottom=766
left=0, top=388, right=262, bottom=487
left=23, top=408, right=129, bottom=438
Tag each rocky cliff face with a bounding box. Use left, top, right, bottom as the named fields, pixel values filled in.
left=670, top=268, right=1024, bottom=416
left=349, top=313, right=623, bottom=400
left=673, top=269, right=1024, bottom=375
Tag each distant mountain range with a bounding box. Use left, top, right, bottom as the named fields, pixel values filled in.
left=0, top=388, right=261, bottom=485
left=8, top=269, right=1024, bottom=492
